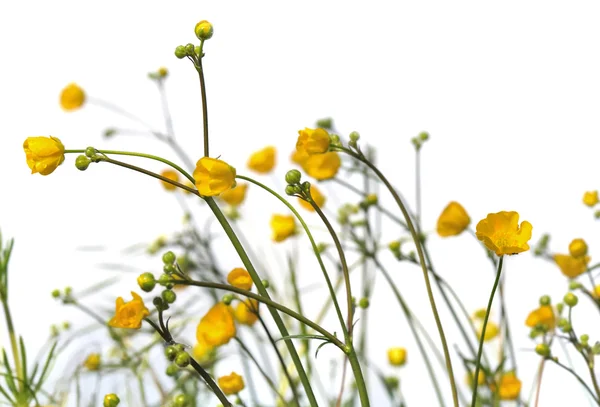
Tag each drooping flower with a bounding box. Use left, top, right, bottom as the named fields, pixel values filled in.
left=497, top=372, right=521, bottom=400
left=298, top=185, right=326, bottom=211
left=553, top=254, right=590, bottom=279
left=234, top=299, right=259, bottom=326
left=193, top=157, right=236, bottom=196
left=270, top=214, right=296, bottom=242
left=160, top=169, right=180, bottom=191
left=247, top=146, right=276, bottom=174
left=475, top=211, right=533, bottom=256
left=60, top=83, right=86, bottom=111
left=583, top=191, right=599, bottom=207
left=196, top=303, right=236, bottom=347
left=227, top=268, right=253, bottom=290
left=303, top=152, right=340, bottom=180
left=218, top=372, right=245, bottom=395
left=83, top=353, right=101, bottom=370
left=219, top=183, right=248, bottom=206
left=108, top=292, right=149, bottom=329
left=23, top=136, right=65, bottom=176
left=296, top=127, right=330, bottom=155
left=436, top=201, right=470, bottom=237
left=387, top=347, right=407, bottom=367
left=568, top=238, right=588, bottom=258
left=525, top=305, right=556, bottom=330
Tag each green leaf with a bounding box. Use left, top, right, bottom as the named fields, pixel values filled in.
left=33, top=341, right=57, bottom=394
left=18, top=336, right=27, bottom=389
left=1, top=349, right=17, bottom=395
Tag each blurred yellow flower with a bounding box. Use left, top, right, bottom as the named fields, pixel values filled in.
left=497, top=372, right=521, bottom=400
left=553, top=254, right=590, bottom=279
left=160, top=169, right=179, bottom=191
left=568, top=238, right=588, bottom=258
left=196, top=303, right=236, bottom=347
left=296, top=127, right=330, bottom=155
left=387, top=347, right=407, bottom=366
left=158, top=67, right=168, bottom=77
left=218, top=372, right=245, bottom=395
left=23, top=136, right=65, bottom=176
left=83, top=353, right=101, bottom=370
left=472, top=308, right=487, bottom=320
left=220, top=183, right=248, bottom=206
left=298, top=185, right=326, bottom=211
left=234, top=299, right=259, bottom=326
left=583, top=190, right=599, bottom=207
left=466, top=370, right=486, bottom=388
left=108, top=292, right=149, bottom=329
left=436, top=201, right=470, bottom=237
left=475, top=211, right=532, bottom=256
left=291, top=149, right=309, bottom=167
left=303, top=152, right=340, bottom=180
left=103, top=393, right=120, bottom=407
left=270, top=214, right=296, bottom=242
left=60, top=83, right=86, bottom=111
left=476, top=321, right=499, bottom=342
left=193, top=157, right=236, bottom=196
left=193, top=340, right=214, bottom=362
left=525, top=305, right=556, bottom=330
left=248, top=146, right=276, bottom=173
left=227, top=268, right=253, bottom=290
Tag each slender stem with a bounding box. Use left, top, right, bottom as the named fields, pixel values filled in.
left=415, top=148, right=421, bottom=227
left=196, top=54, right=209, bottom=157
left=589, top=363, right=600, bottom=403
left=549, top=358, right=600, bottom=404
left=87, top=97, right=158, bottom=132
left=0, top=299, right=23, bottom=392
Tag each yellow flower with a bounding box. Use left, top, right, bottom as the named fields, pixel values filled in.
left=193, top=157, right=236, bottom=196
left=387, top=347, right=407, bottom=366
left=298, top=185, right=326, bottom=211
left=595, top=285, right=600, bottom=298
left=234, top=299, right=259, bottom=326
left=525, top=305, right=556, bottom=330
left=291, top=149, right=310, bottom=167
left=247, top=146, right=276, bottom=174
left=108, top=292, right=149, bottom=329
left=583, top=190, right=599, bottom=207
left=195, top=20, right=214, bottom=40
left=270, top=214, right=296, bottom=242
left=569, top=238, right=588, bottom=258
left=23, top=136, right=65, bottom=176
left=553, top=254, right=590, bottom=279
left=196, top=303, right=236, bottom=347
left=219, top=183, right=248, bottom=206
left=303, top=152, right=341, bottom=180
left=158, top=67, right=168, bottom=77
left=466, top=370, right=486, bottom=388
left=60, top=83, right=86, bottom=111
left=160, top=169, right=179, bottom=191
left=476, top=321, right=499, bottom=342
left=83, top=353, right=101, bottom=370
left=436, top=201, right=470, bottom=237
left=218, top=372, right=245, bottom=395
left=472, top=308, right=487, bottom=320
left=475, top=211, right=533, bottom=256
left=227, top=268, right=253, bottom=290
left=497, top=372, right=521, bottom=400
left=296, top=127, right=330, bottom=155
left=192, top=340, right=214, bottom=363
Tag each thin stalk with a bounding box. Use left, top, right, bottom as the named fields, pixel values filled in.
left=195, top=49, right=210, bottom=157
left=0, top=300, right=22, bottom=392
left=548, top=358, right=600, bottom=405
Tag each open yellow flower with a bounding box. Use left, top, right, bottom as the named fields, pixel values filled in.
left=568, top=238, right=588, bottom=258
left=218, top=372, right=245, bottom=395
left=83, top=353, right=101, bottom=370
left=525, top=305, right=556, bottom=330
left=296, top=127, right=330, bottom=155
left=247, top=146, right=276, bottom=173
left=234, top=299, right=259, bottom=326
left=475, top=211, right=532, bottom=256
left=193, top=157, right=236, bottom=196
left=108, top=292, right=149, bottom=329
left=583, top=190, right=599, bottom=207
left=291, top=149, right=310, bottom=167
left=298, top=185, right=326, bottom=211
left=196, top=303, right=236, bottom=347
left=227, top=268, right=253, bottom=290
left=219, top=183, right=248, bottom=206
left=436, top=201, right=470, bottom=237
left=303, top=152, right=340, bottom=180
left=387, top=347, right=407, bottom=366
left=553, top=254, right=590, bottom=279
left=497, top=372, right=521, bottom=400
left=60, top=83, right=86, bottom=111
left=270, top=214, right=296, bottom=242
left=23, top=136, right=65, bottom=176
left=160, top=169, right=179, bottom=191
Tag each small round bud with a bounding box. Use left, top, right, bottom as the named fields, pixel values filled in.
left=580, top=334, right=589, bottom=345
left=349, top=131, right=360, bottom=142
left=569, top=281, right=582, bottom=290
left=165, top=345, right=178, bottom=361
left=384, top=376, right=400, bottom=390
left=64, top=286, right=72, bottom=296
left=174, top=394, right=191, bottom=407
left=51, top=289, right=61, bottom=298
left=222, top=294, right=234, bottom=305
left=184, top=43, right=195, bottom=56
left=564, top=292, right=579, bottom=307
left=157, top=274, right=171, bottom=286
left=556, top=303, right=564, bottom=314
left=285, top=169, right=302, bottom=185
left=316, top=117, right=333, bottom=129
left=194, top=46, right=201, bottom=57
left=539, top=295, right=551, bottom=306
left=316, top=242, right=328, bottom=254
left=569, top=238, right=588, bottom=258
left=162, top=289, right=176, bottom=304
left=103, top=394, right=120, bottom=407
left=418, top=131, right=430, bottom=141
left=365, top=194, right=378, bottom=205
left=388, top=240, right=401, bottom=252
left=84, top=147, right=96, bottom=158
left=62, top=321, right=71, bottom=329
left=175, top=352, right=190, bottom=368
left=166, top=363, right=178, bottom=376
left=137, top=273, right=156, bottom=292
left=195, top=20, right=214, bottom=40
left=261, top=279, right=270, bottom=288
left=285, top=185, right=297, bottom=196
left=163, top=263, right=176, bottom=274
left=592, top=342, right=600, bottom=355
left=158, top=67, right=168, bottom=77
left=75, top=155, right=91, bottom=171
left=301, top=181, right=311, bottom=193
left=162, top=251, right=176, bottom=265
left=535, top=343, right=550, bottom=357
left=153, top=296, right=166, bottom=310
left=358, top=298, right=369, bottom=308
left=174, top=45, right=187, bottom=59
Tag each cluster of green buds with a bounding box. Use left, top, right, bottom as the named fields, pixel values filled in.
left=284, top=170, right=319, bottom=208
left=165, top=343, right=191, bottom=375
left=359, top=193, right=378, bottom=211
left=151, top=251, right=179, bottom=307
left=411, top=131, right=430, bottom=151
left=388, top=239, right=416, bottom=262
left=337, top=203, right=360, bottom=225
left=174, top=20, right=213, bottom=65
left=533, top=233, right=550, bottom=256
left=75, top=146, right=104, bottom=171
left=51, top=286, right=74, bottom=304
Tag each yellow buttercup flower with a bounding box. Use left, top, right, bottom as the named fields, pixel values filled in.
left=291, top=149, right=310, bottom=167
left=218, top=372, right=245, bottom=395
left=496, top=372, right=521, bottom=400
left=60, top=83, right=86, bottom=111
left=108, top=292, right=149, bottom=329
left=387, top=347, right=407, bottom=366
left=475, top=211, right=533, bottom=256
left=220, top=183, right=248, bottom=206
left=568, top=238, right=588, bottom=258
left=583, top=190, right=599, bottom=207
left=472, top=308, right=488, bottom=320
left=192, top=340, right=214, bottom=363
left=553, top=254, right=590, bottom=279
left=227, top=268, right=253, bottom=291
left=23, top=136, right=65, bottom=176
left=193, top=157, right=236, bottom=196
left=525, top=305, right=556, bottom=330
left=298, top=185, right=326, bottom=211
left=234, top=299, right=259, bottom=326
left=296, top=127, right=330, bottom=155
left=270, top=214, right=296, bottom=242
left=160, top=169, right=180, bottom=191
left=436, top=201, right=470, bottom=237
left=83, top=353, right=101, bottom=370
left=466, top=370, right=486, bottom=388
left=247, top=146, right=276, bottom=174
left=476, top=321, right=499, bottom=342
left=196, top=303, right=236, bottom=347
left=303, top=152, right=341, bottom=180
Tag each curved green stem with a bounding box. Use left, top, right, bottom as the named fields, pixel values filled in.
left=549, top=357, right=600, bottom=405
left=195, top=49, right=210, bottom=157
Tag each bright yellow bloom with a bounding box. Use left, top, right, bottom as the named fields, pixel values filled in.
left=196, top=303, right=236, bottom=347
left=303, top=152, right=340, bottom=180
left=296, top=127, right=330, bottom=155
left=387, top=347, right=407, bottom=366
left=108, top=292, right=149, bottom=329
left=218, top=372, right=245, bottom=395
left=553, top=254, right=590, bottom=279
left=234, top=299, right=259, bottom=326
left=497, top=372, right=521, bottom=400
left=476, top=321, right=499, bottom=342
left=525, top=305, right=556, bottom=330
left=227, top=268, right=253, bottom=290
left=583, top=191, right=599, bottom=207
left=270, top=214, right=296, bottom=242
left=195, top=20, right=214, bottom=40
left=83, top=353, right=101, bottom=370
left=220, top=183, right=248, bottom=206
left=569, top=238, right=588, bottom=258
left=298, top=185, right=326, bottom=211
left=192, top=340, right=214, bottom=362
left=193, top=157, right=236, bottom=196
left=23, top=136, right=65, bottom=176
left=475, top=211, right=532, bottom=256
left=60, top=83, right=86, bottom=111
left=436, top=201, right=470, bottom=237
left=248, top=146, right=276, bottom=173
left=466, top=370, right=486, bottom=388
left=160, top=169, right=179, bottom=191
left=291, top=149, right=310, bottom=167
left=595, top=285, right=600, bottom=298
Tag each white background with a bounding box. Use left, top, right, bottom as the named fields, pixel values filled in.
left=1, top=1, right=600, bottom=406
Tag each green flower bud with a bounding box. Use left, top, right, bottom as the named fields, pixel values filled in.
left=539, top=295, right=551, bottom=306
left=316, top=242, right=328, bottom=254
left=581, top=334, right=589, bottom=346
left=285, top=185, right=297, bottom=196
left=174, top=45, right=187, bottom=59
left=222, top=294, right=234, bottom=305
left=349, top=131, right=360, bottom=142
left=175, top=352, right=190, bottom=368
left=535, top=343, right=550, bottom=357
left=556, top=303, right=564, bottom=314
left=358, top=298, right=369, bottom=308
left=595, top=210, right=600, bottom=219
left=62, top=321, right=70, bottom=330
left=162, top=289, right=176, bottom=304
left=64, top=286, right=72, bottom=296
left=165, top=345, right=178, bottom=361
left=194, top=20, right=214, bottom=40
left=301, top=181, right=311, bottom=193
left=163, top=263, right=176, bottom=274
left=564, top=292, right=579, bottom=307
left=329, top=134, right=341, bottom=146
left=388, top=240, right=401, bottom=252
left=174, top=394, right=191, bottom=407
left=285, top=169, right=302, bottom=185
left=184, top=43, right=195, bottom=56
left=162, top=251, right=176, bottom=265
left=316, top=117, right=333, bottom=130
left=51, top=289, right=61, bottom=298
left=569, top=281, right=582, bottom=290
left=261, top=279, right=270, bottom=288
left=592, top=342, right=600, bottom=355
left=418, top=131, right=430, bottom=141
left=75, top=155, right=91, bottom=171
left=84, top=147, right=96, bottom=158
left=166, top=363, right=178, bottom=376
left=153, top=296, right=166, bottom=311
left=157, top=273, right=171, bottom=286
left=103, top=393, right=120, bottom=407
left=137, top=272, right=156, bottom=292
left=384, top=376, right=400, bottom=390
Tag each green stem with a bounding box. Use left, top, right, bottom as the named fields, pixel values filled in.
left=195, top=51, right=210, bottom=157
left=549, top=358, right=600, bottom=405
left=0, top=299, right=22, bottom=392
